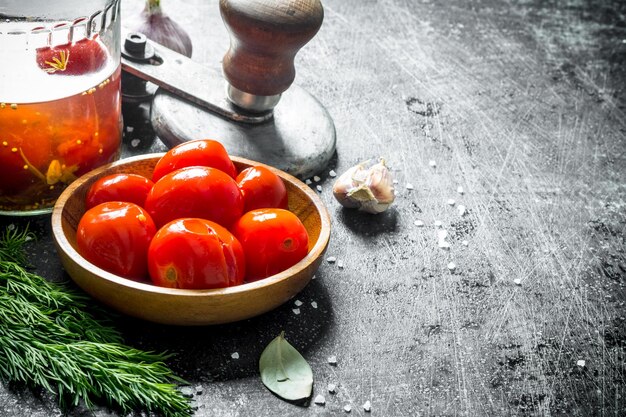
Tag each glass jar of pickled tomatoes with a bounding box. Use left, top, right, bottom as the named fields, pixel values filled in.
left=0, top=0, right=122, bottom=215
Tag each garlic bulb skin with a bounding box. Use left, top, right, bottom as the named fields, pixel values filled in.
left=126, top=0, right=193, bottom=58
left=332, top=159, right=395, bottom=214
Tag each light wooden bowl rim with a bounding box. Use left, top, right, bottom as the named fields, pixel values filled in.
left=51, top=153, right=331, bottom=299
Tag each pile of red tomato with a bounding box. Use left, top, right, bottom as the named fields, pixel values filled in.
left=75, top=139, right=310, bottom=289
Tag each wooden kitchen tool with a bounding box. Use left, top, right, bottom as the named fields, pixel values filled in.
left=121, top=0, right=336, bottom=179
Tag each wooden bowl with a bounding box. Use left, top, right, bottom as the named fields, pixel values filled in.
left=51, top=153, right=331, bottom=326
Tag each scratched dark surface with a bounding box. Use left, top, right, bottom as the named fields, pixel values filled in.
left=1, top=0, right=625, bottom=416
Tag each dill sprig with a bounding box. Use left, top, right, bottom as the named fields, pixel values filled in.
left=0, top=226, right=193, bottom=417
left=0, top=225, right=35, bottom=266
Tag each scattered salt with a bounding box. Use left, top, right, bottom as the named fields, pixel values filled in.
left=344, top=404, right=352, bottom=413
left=126, top=126, right=134, bottom=133
left=327, top=355, right=338, bottom=366
left=231, top=352, right=239, bottom=359
left=406, top=183, right=414, bottom=190
left=577, top=360, right=586, bottom=367
left=337, top=260, right=344, bottom=269
left=328, top=383, right=337, bottom=393
left=513, top=278, right=522, bottom=286
left=414, top=220, right=424, bottom=227
left=327, top=256, right=337, bottom=264
left=294, top=300, right=303, bottom=307
left=131, top=139, right=141, bottom=147
left=447, top=262, right=456, bottom=271
left=429, top=160, right=436, bottom=167
left=363, top=400, right=372, bottom=412
left=447, top=199, right=455, bottom=206
left=314, top=394, right=326, bottom=405
left=457, top=205, right=466, bottom=216
left=438, top=230, right=450, bottom=249
left=313, top=175, right=321, bottom=182
left=316, top=185, right=322, bottom=192
left=462, top=240, right=469, bottom=246
left=329, top=170, right=337, bottom=177
left=457, top=186, right=464, bottom=194
left=305, top=179, right=312, bottom=185
left=434, top=220, right=442, bottom=227
left=311, top=301, right=318, bottom=309
left=292, top=308, right=301, bottom=315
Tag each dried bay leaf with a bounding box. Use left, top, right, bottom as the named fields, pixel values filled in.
left=259, top=332, right=313, bottom=401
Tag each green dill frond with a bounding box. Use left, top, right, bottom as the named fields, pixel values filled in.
left=0, top=225, right=36, bottom=266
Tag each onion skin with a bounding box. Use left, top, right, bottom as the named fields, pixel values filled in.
left=126, top=0, right=193, bottom=58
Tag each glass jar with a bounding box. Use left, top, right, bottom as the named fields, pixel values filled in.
left=0, top=0, right=122, bottom=215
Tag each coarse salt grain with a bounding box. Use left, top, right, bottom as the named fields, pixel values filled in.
left=131, top=139, right=140, bottom=147
left=577, top=360, right=586, bottom=367
left=457, top=205, right=466, bottom=216
left=406, top=183, right=414, bottom=190
left=327, top=355, right=337, bottom=365
left=305, top=179, right=312, bottom=185
left=457, top=186, right=464, bottom=194
left=329, top=170, right=337, bottom=177
left=462, top=240, right=469, bottom=246
left=314, top=395, right=326, bottom=405
left=316, top=185, right=322, bottom=192
left=447, top=262, right=456, bottom=271
left=328, top=383, right=337, bottom=393
left=337, top=260, right=344, bottom=269
left=363, top=400, right=372, bottom=412
left=344, top=404, right=352, bottom=413
left=231, top=352, right=239, bottom=359
left=429, top=160, right=436, bottom=167
left=292, top=308, right=301, bottom=315
left=447, top=199, right=455, bottom=206
left=327, top=256, right=337, bottom=264
left=414, top=220, right=424, bottom=227
left=438, top=241, right=451, bottom=249
left=434, top=220, right=442, bottom=227
left=513, top=278, right=522, bottom=286
left=313, top=175, right=321, bottom=182
left=294, top=300, right=303, bottom=307
left=437, top=230, right=448, bottom=240
left=311, top=301, right=318, bottom=309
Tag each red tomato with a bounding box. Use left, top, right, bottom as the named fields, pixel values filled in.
left=148, top=218, right=245, bottom=289
left=231, top=208, right=309, bottom=281
left=85, top=173, right=154, bottom=209
left=145, top=166, right=244, bottom=229
left=36, top=37, right=108, bottom=75
left=76, top=202, right=156, bottom=280
left=152, top=139, right=237, bottom=182
left=236, top=165, right=288, bottom=212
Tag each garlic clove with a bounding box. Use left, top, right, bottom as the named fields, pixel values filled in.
left=332, top=163, right=366, bottom=208
left=365, top=159, right=395, bottom=206
left=332, top=158, right=395, bottom=214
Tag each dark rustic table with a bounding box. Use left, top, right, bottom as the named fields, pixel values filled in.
left=2, top=0, right=625, bottom=416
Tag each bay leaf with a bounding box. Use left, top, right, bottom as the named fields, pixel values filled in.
left=259, top=332, right=313, bottom=401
